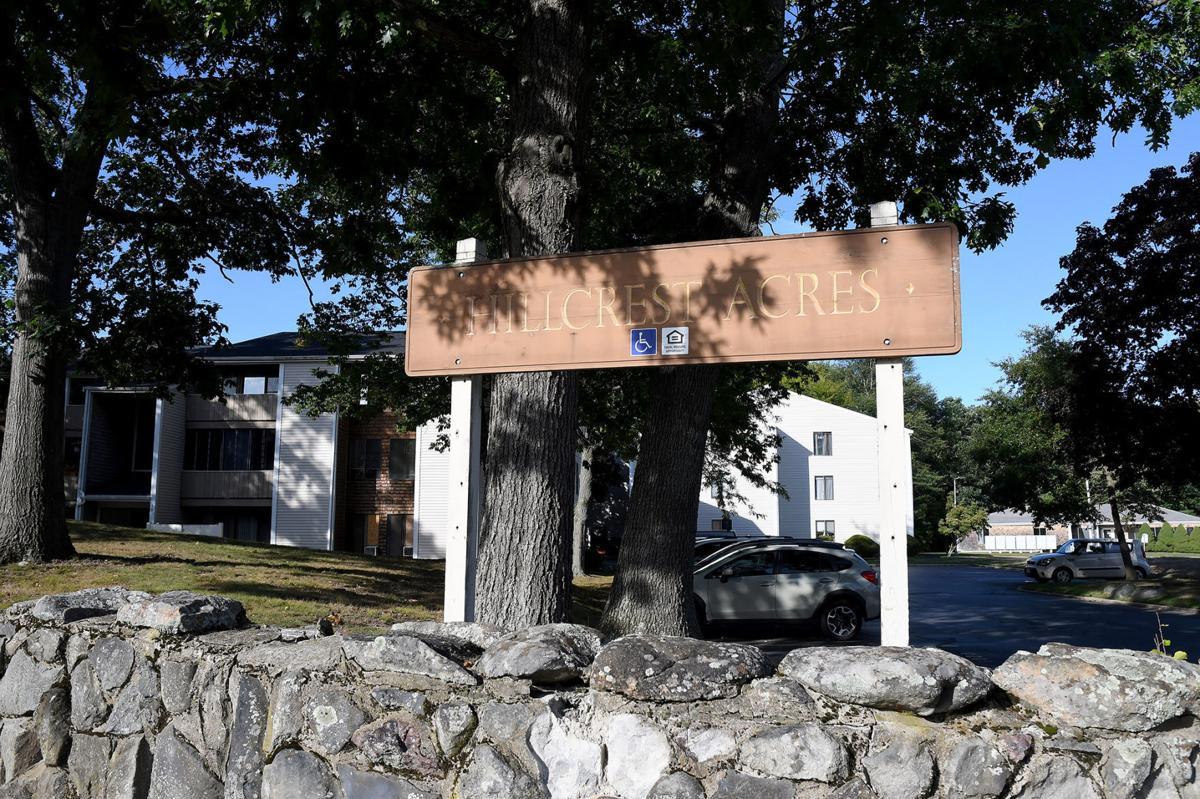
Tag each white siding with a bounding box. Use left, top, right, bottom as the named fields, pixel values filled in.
left=150, top=392, right=186, bottom=524
left=412, top=420, right=450, bottom=559
left=272, top=362, right=337, bottom=550
left=697, top=393, right=914, bottom=542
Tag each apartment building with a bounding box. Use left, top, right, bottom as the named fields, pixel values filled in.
left=697, top=393, right=914, bottom=542
left=69, top=332, right=451, bottom=557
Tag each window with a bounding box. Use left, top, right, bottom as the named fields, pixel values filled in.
left=350, top=438, right=382, bottom=480
left=132, top=399, right=156, bottom=472
left=389, top=438, right=416, bottom=481
left=720, top=551, right=775, bottom=578
left=813, top=431, right=833, bottom=456
left=387, top=513, right=414, bottom=557
left=221, top=367, right=280, bottom=395
left=775, top=550, right=824, bottom=574
left=349, top=513, right=382, bottom=553
left=184, top=429, right=275, bottom=470
left=815, top=520, right=836, bottom=537
left=67, top=378, right=101, bottom=406
left=814, top=476, right=834, bottom=500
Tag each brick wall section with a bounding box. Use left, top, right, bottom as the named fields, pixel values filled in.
left=342, top=411, right=416, bottom=555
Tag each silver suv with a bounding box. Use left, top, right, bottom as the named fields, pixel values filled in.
left=692, top=540, right=881, bottom=640
left=1024, top=538, right=1151, bottom=583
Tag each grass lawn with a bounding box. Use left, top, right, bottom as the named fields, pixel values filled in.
left=0, top=521, right=613, bottom=633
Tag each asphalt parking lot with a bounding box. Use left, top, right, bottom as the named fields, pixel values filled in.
left=721, top=564, right=1200, bottom=668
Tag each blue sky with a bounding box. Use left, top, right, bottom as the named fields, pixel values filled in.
left=196, top=115, right=1199, bottom=404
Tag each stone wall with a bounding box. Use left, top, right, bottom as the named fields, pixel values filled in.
left=0, top=587, right=1197, bottom=799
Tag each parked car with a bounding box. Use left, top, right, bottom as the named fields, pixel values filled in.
left=693, top=540, right=880, bottom=640
left=1024, top=538, right=1151, bottom=584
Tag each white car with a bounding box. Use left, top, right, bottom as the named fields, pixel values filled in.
left=693, top=540, right=881, bottom=640
left=1024, top=538, right=1152, bottom=583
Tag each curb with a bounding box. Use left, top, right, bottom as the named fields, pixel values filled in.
left=1016, top=583, right=1200, bottom=615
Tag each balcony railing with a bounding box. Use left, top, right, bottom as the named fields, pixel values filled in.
left=181, top=470, right=274, bottom=500
left=186, top=393, right=278, bottom=423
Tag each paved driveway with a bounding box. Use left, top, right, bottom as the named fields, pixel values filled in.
left=722, top=564, right=1200, bottom=668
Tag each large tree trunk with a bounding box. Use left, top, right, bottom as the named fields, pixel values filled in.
left=600, top=365, right=718, bottom=637
left=1108, top=496, right=1139, bottom=582
left=474, top=0, right=589, bottom=628
left=0, top=56, right=111, bottom=563
left=599, top=2, right=785, bottom=638
left=572, top=444, right=594, bottom=577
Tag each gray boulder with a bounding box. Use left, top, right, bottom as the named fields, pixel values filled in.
left=476, top=624, right=601, bottom=683
left=0, top=719, right=40, bottom=783
left=304, top=686, right=366, bottom=756
left=158, top=659, right=196, bottom=715
left=30, top=587, right=145, bottom=624
left=224, top=672, right=268, bottom=799
left=433, top=703, right=478, bottom=758
left=589, top=635, right=769, bottom=702
left=1097, top=739, right=1153, bottom=799
left=1009, top=755, right=1101, bottom=799
left=941, top=738, right=1011, bottom=799
left=99, top=658, right=162, bottom=736
left=739, top=723, right=849, bottom=783
left=780, top=645, right=991, bottom=715
left=647, top=772, right=705, bottom=799
left=238, top=635, right=345, bottom=676
left=343, top=634, right=477, bottom=685
left=261, top=749, right=337, bottom=799
left=0, top=651, right=65, bottom=717
left=107, top=735, right=152, bottom=799
left=66, top=734, right=110, bottom=799
left=457, top=745, right=543, bottom=799
left=337, top=764, right=437, bottom=799
left=146, top=728, right=223, bottom=799
left=69, top=659, right=108, bottom=731
left=391, top=620, right=505, bottom=649
left=116, top=591, right=246, bottom=635
left=264, top=671, right=306, bottom=753
left=90, top=637, right=135, bottom=691
left=711, top=772, right=795, bottom=799
left=32, top=686, right=69, bottom=766
left=603, top=713, right=671, bottom=799
left=864, top=737, right=936, bottom=799
left=528, top=712, right=603, bottom=799
left=371, top=687, right=430, bottom=716
left=992, top=643, right=1200, bottom=732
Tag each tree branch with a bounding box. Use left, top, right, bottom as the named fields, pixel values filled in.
left=391, top=0, right=513, bottom=76
left=90, top=200, right=194, bottom=227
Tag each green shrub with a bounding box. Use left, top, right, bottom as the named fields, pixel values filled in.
left=1143, top=523, right=1163, bottom=552
left=845, top=534, right=880, bottom=559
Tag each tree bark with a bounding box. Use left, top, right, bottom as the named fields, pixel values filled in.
left=599, top=2, right=786, bottom=638
left=474, top=0, right=589, bottom=628
left=0, top=42, right=114, bottom=563
left=572, top=444, right=594, bottom=577
left=1108, top=496, right=1139, bottom=581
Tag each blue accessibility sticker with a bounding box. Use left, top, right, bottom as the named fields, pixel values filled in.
left=630, top=328, right=657, bottom=356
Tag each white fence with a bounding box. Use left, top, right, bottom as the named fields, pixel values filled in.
left=983, top=534, right=1056, bottom=552
left=146, top=523, right=223, bottom=539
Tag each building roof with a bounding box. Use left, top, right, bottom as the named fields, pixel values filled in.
left=196, top=331, right=405, bottom=362
left=988, top=506, right=1200, bottom=527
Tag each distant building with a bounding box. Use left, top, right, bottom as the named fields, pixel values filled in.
left=985, top=507, right=1200, bottom=542
left=68, top=332, right=450, bottom=558
left=696, top=393, right=914, bottom=542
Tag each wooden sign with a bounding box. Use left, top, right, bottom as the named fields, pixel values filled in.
left=404, top=223, right=960, bottom=376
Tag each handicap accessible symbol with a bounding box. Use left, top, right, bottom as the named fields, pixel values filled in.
left=630, top=328, right=657, bottom=356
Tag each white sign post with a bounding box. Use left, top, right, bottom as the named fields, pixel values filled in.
left=442, top=238, right=485, bottom=622
left=871, top=201, right=911, bottom=647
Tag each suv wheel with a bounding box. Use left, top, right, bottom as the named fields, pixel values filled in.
left=1135, top=566, right=1148, bottom=580
left=1052, top=567, right=1073, bottom=584
left=818, top=600, right=863, bottom=641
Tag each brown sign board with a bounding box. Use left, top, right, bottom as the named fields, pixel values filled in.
left=404, top=223, right=960, bottom=377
